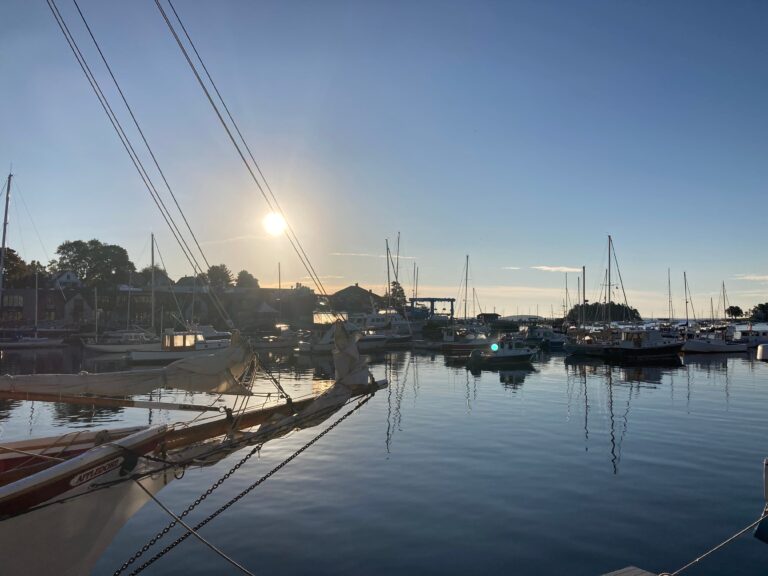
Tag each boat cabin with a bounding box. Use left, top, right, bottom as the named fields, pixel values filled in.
left=496, top=339, right=532, bottom=351
left=162, top=331, right=204, bottom=351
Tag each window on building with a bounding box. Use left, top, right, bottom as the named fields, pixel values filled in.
left=2, top=295, right=23, bottom=307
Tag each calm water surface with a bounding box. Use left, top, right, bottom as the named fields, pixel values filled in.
left=1, top=348, right=767, bottom=575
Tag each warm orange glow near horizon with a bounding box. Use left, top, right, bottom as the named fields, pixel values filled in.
left=262, top=212, right=287, bottom=236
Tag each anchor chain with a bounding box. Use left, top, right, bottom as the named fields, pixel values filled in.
left=115, top=393, right=373, bottom=575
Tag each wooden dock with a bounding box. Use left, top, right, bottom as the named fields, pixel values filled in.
left=602, top=567, right=658, bottom=576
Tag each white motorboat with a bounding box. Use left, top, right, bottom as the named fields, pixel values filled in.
left=296, top=325, right=388, bottom=354
left=733, top=325, right=768, bottom=348
left=128, top=330, right=231, bottom=362
left=467, top=338, right=538, bottom=368
left=82, top=330, right=160, bottom=354
left=0, top=336, right=66, bottom=350
left=682, top=336, right=748, bottom=354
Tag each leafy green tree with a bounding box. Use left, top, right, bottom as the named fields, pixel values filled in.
left=236, top=270, right=259, bottom=288
left=725, top=305, right=743, bottom=319
left=53, top=239, right=135, bottom=287
left=136, top=265, right=172, bottom=288
left=566, top=302, right=642, bottom=324
left=176, top=273, right=208, bottom=287
left=207, top=264, right=234, bottom=291
left=750, top=303, right=768, bottom=322
left=1, top=248, right=30, bottom=288
left=387, top=280, right=407, bottom=310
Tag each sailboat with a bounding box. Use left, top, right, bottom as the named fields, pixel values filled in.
left=564, top=236, right=683, bottom=362
left=442, top=255, right=495, bottom=354
left=0, top=174, right=65, bottom=350
left=6, top=3, right=388, bottom=572
left=680, top=273, right=747, bottom=354
left=0, top=321, right=386, bottom=575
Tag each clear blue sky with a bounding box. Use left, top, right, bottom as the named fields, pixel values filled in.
left=1, top=0, right=766, bottom=317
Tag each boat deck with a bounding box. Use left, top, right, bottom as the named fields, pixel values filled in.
left=602, top=567, right=657, bottom=576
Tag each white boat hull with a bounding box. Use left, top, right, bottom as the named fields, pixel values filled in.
left=0, top=338, right=65, bottom=349
left=129, top=342, right=231, bottom=363
left=83, top=342, right=161, bottom=354
left=682, top=339, right=748, bottom=354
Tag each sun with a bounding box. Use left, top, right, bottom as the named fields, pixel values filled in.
left=263, top=212, right=287, bottom=236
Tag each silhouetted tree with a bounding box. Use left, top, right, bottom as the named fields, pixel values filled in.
left=52, top=239, right=135, bottom=287
left=1, top=248, right=30, bottom=287
left=207, top=264, right=234, bottom=291
left=726, top=305, right=743, bottom=319
left=236, top=270, right=259, bottom=288
left=750, top=303, right=768, bottom=322
left=566, top=302, right=641, bottom=324
left=387, top=280, right=407, bottom=310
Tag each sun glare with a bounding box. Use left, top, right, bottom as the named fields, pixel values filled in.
left=263, top=212, right=287, bottom=236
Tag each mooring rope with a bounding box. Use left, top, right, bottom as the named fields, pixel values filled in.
left=659, top=509, right=768, bottom=576
left=134, top=479, right=255, bottom=575
left=114, top=393, right=374, bottom=575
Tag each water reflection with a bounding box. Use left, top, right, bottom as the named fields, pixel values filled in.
left=498, top=367, right=536, bottom=390
left=0, top=399, right=22, bottom=423
left=0, top=347, right=80, bottom=375
left=50, top=402, right=125, bottom=427
left=563, top=359, right=687, bottom=474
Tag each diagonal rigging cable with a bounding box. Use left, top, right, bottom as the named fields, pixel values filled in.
left=155, top=0, right=337, bottom=312
left=164, top=0, right=331, bottom=301
left=68, top=0, right=233, bottom=327
left=45, top=0, right=232, bottom=326
left=70, top=0, right=212, bottom=275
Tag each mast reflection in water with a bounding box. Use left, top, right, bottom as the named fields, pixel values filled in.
left=1, top=349, right=767, bottom=575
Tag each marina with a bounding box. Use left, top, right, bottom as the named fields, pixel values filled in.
left=0, top=346, right=767, bottom=575
left=2, top=0, right=767, bottom=574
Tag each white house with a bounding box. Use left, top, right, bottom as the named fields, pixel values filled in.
left=53, top=270, right=81, bottom=289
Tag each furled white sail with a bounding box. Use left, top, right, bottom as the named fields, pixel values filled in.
left=0, top=344, right=253, bottom=397
left=332, top=320, right=371, bottom=388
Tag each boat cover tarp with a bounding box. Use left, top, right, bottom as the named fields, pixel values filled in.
left=0, top=344, right=252, bottom=396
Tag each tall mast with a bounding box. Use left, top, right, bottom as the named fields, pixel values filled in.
left=722, top=281, right=727, bottom=321
left=0, top=173, right=12, bottom=307
left=395, top=231, right=400, bottom=284
left=150, top=233, right=155, bottom=332
left=577, top=276, right=581, bottom=326
left=385, top=239, right=391, bottom=312
left=683, top=271, right=689, bottom=330
left=667, top=268, right=673, bottom=322
left=710, top=297, right=714, bottom=324
left=94, top=286, right=98, bottom=342
left=34, top=271, right=39, bottom=337
left=278, top=261, right=282, bottom=321
left=464, top=254, right=469, bottom=321
left=582, top=265, right=586, bottom=326
left=191, top=275, right=196, bottom=326
left=126, top=270, right=132, bottom=330
left=607, top=235, right=612, bottom=326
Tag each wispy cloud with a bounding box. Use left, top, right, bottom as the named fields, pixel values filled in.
left=734, top=274, right=768, bottom=282
left=200, top=234, right=264, bottom=246
left=301, top=275, right=345, bottom=280
left=531, top=265, right=581, bottom=273
left=329, top=252, right=416, bottom=260
left=501, top=266, right=521, bottom=270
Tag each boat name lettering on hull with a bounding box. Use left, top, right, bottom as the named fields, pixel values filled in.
left=70, top=456, right=124, bottom=487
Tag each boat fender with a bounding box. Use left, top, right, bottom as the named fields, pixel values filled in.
left=94, top=429, right=112, bottom=445
left=119, top=450, right=140, bottom=477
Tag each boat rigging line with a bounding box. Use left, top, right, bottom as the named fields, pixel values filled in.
left=154, top=0, right=337, bottom=311
left=44, top=0, right=233, bottom=327
left=114, top=393, right=375, bottom=575
left=70, top=0, right=213, bottom=277
left=134, top=480, right=255, bottom=576
left=658, top=508, right=768, bottom=576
